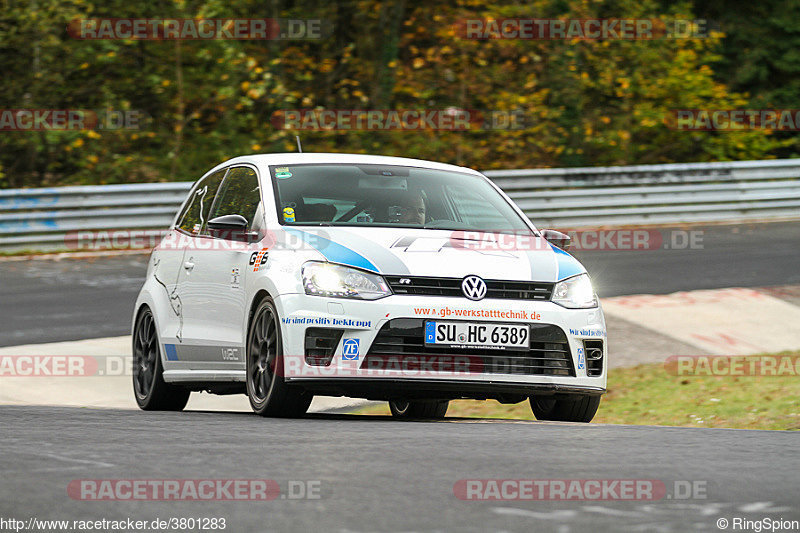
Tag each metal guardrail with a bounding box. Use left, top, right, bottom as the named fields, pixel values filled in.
left=2, top=159, right=800, bottom=252
left=485, top=158, right=800, bottom=227
left=0, top=183, right=192, bottom=251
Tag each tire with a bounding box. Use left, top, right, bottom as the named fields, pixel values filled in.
left=389, top=400, right=449, bottom=419
left=246, top=297, right=313, bottom=417
left=132, top=307, right=190, bottom=411
left=528, top=394, right=600, bottom=423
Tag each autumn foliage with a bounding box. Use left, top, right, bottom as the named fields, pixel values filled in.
left=0, top=0, right=795, bottom=188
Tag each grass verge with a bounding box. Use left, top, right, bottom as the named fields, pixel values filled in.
left=357, top=352, right=800, bottom=430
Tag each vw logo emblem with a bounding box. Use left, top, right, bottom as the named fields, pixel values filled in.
left=461, top=275, right=487, bottom=301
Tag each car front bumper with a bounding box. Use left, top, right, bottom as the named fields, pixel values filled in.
left=274, top=293, right=607, bottom=399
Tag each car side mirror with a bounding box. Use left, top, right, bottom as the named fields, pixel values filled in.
left=208, top=214, right=248, bottom=230
left=208, top=214, right=258, bottom=242
left=541, top=229, right=571, bottom=251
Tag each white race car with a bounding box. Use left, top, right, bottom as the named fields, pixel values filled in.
left=132, top=153, right=607, bottom=421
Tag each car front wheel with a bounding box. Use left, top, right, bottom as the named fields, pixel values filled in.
left=246, top=297, right=313, bottom=418
left=388, top=400, right=449, bottom=419
left=529, top=394, right=600, bottom=422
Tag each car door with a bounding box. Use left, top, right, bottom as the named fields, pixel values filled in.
left=178, top=165, right=264, bottom=371
left=168, top=167, right=227, bottom=366
left=153, top=169, right=227, bottom=371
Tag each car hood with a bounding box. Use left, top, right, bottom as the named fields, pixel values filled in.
left=282, top=226, right=585, bottom=283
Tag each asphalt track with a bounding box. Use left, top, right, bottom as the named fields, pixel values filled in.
left=0, top=406, right=797, bottom=532
left=1, top=221, right=799, bottom=347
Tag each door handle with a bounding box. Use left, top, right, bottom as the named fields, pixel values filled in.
left=183, top=261, right=195, bottom=271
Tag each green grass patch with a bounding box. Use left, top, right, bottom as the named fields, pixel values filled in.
left=357, top=352, right=800, bottom=430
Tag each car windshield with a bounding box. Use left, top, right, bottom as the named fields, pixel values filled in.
left=270, top=163, right=531, bottom=231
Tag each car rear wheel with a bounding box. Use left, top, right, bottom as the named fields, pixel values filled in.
left=388, top=400, right=449, bottom=419
left=247, top=297, right=313, bottom=418
left=529, top=394, right=600, bottom=422
left=132, top=307, right=190, bottom=411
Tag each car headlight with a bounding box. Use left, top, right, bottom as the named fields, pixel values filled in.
left=552, top=273, right=597, bottom=309
left=302, top=262, right=391, bottom=300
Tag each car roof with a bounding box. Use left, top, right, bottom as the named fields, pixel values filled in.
left=207, top=153, right=484, bottom=177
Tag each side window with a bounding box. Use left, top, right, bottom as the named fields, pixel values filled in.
left=208, top=166, right=262, bottom=232
left=177, top=168, right=227, bottom=235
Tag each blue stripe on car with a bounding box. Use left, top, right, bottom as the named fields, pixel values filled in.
left=163, top=343, right=179, bottom=361
left=332, top=229, right=411, bottom=275
left=550, top=244, right=586, bottom=281
left=284, top=228, right=380, bottom=273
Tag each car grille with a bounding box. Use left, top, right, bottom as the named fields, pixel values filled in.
left=304, top=328, right=344, bottom=366
left=363, top=319, right=574, bottom=377
left=384, top=276, right=554, bottom=300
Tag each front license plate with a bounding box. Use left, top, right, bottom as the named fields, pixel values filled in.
left=424, top=321, right=529, bottom=350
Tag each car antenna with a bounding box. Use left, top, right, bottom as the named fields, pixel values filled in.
left=295, top=135, right=303, bottom=153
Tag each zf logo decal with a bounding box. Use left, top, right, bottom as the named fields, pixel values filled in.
left=342, top=339, right=360, bottom=361
left=249, top=249, right=269, bottom=272
left=577, top=347, right=585, bottom=370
